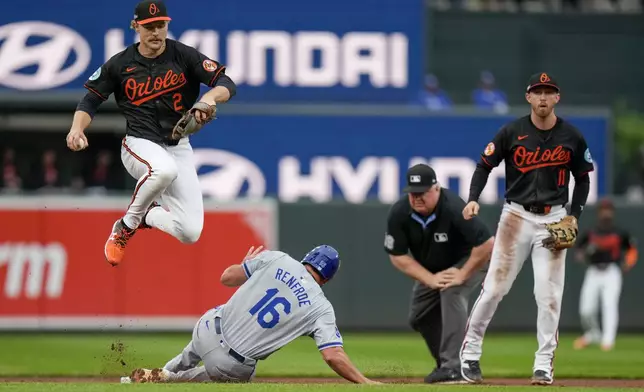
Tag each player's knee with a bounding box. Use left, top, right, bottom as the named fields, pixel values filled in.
left=177, top=222, right=202, bottom=244
left=154, top=163, right=179, bottom=186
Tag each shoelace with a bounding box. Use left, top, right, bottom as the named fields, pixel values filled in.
left=114, top=228, right=135, bottom=248
left=467, top=361, right=481, bottom=372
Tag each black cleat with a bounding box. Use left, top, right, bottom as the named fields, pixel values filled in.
left=461, top=360, right=483, bottom=383
left=531, top=369, right=553, bottom=385
left=424, top=367, right=467, bottom=384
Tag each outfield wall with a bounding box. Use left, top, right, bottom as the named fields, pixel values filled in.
left=0, top=197, right=642, bottom=332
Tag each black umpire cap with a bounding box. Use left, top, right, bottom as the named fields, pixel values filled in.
left=403, top=164, right=437, bottom=193
left=526, top=72, right=560, bottom=93
left=134, top=0, right=171, bottom=25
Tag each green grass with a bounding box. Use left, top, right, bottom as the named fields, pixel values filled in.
left=0, top=332, right=643, bottom=381
left=0, top=384, right=638, bottom=392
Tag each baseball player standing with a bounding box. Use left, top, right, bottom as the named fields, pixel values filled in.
left=384, top=164, right=494, bottom=384
left=66, top=0, right=236, bottom=266
left=124, top=245, right=381, bottom=385
left=573, top=198, right=638, bottom=352
left=460, top=73, right=594, bottom=385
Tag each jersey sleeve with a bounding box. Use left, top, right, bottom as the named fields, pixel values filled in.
left=480, top=125, right=508, bottom=168
left=310, top=308, right=343, bottom=351
left=571, top=135, right=595, bottom=177
left=384, top=207, right=409, bottom=256
left=184, top=46, right=226, bottom=87
left=241, top=251, right=275, bottom=278
left=83, top=62, right=116, bottom=101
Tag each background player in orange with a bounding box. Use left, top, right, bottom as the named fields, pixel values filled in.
left=573, top=198, right=638, bottom=351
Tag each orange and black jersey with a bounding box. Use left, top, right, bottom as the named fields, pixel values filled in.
left=577, top=226, right=637, bottom=268
left=83, top=39, right=230, bottom=145
left=469, top=115, right=594, bottom=215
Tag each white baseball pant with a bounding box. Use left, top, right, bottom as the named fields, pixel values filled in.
left=120, top=135, right=204, bottom=243
left=579, top=263, right=622, bottom=347
left=461, top=202, right=567, bottom=378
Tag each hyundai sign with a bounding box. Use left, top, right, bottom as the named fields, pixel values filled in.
left=189, top=112, right=609, bottom=204
left=0, top=0, right=423, bottom=103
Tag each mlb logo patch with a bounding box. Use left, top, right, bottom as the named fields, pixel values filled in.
left=434, top=233, right=448, bottom=243
left=410, top=175, right=421, bottom=183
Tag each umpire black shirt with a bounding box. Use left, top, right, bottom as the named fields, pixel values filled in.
left=384, top=188, right=492, bottom=274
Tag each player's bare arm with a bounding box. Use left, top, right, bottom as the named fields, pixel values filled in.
left=320, top=347, right=380, bottom=384
left=220, top=246, right=265, bottom=286
left=389, top=254, right=449, bottom=289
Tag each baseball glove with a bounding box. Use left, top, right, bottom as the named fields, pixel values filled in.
left=542, top=215, right=578, bottom=250
left=171, top=102, right=217, bottom=140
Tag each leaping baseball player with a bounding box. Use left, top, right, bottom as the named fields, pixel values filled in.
left=66, top=0, right=236, bottom=266
left=460, top=73, right=594, bottom=385
left=123, top=245, right=381, bottom=385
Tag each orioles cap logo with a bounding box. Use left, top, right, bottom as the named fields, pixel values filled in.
left=149, top=3, right=159, bottom=15
left=540, top=73, right=550, bottom=83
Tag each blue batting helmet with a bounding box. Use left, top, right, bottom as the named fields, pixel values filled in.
left=301, top=245, right=341, bottom=281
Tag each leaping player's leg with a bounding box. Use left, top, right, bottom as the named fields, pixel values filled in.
left=575, top=267, right=601, bottom=349
left=460, top=203, right=533, bottom=382
left=143, top=139, right=204, bottom=244
left=600, top=264, right=622, bottom=350
left=530, top=209, right=568, bottom=385
left=105, top=136, right=179, bottom=266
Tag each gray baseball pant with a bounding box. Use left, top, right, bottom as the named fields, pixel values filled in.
left=163, top=307, right=257, bottom=382
left=408, top=265, right=485, bottom=370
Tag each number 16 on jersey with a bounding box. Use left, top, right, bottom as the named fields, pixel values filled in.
left=249, top=288, right=292, bottom=329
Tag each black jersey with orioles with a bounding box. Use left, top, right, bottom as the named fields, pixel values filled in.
left=472, top=115, right=594, bottom=206
left=84, top=39, right=227, bottom=145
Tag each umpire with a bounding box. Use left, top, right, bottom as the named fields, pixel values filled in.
left=384, top=164, right=494, bottom=384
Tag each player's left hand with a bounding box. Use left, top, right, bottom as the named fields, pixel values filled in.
left=243, top=245, right=265, bottom=262
left=542, top=215, right=578, bottom=251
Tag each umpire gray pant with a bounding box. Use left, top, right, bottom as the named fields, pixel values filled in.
left=408, top=263, right=485, bottom=370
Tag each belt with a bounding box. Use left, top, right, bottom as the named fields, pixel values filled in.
left=508, top=201, right=562, bottom=215
left=214, top=317, right=250, bottom=365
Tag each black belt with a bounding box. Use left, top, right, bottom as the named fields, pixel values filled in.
left=214, top=317, right=249, bottom=364
left=507, top=201, right=562, bottom=215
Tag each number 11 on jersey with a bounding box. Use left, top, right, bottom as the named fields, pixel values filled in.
left=249, top=288, right=292, bottom=329
left=558, top=168, right=566, bottom=187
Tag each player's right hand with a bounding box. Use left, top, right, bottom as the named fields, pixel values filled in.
left=66, top=129, right=89, bottom=152
left=463, top=201, right=480, bottom=220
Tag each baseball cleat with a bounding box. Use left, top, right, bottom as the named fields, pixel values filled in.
left=139, top=202, right=161, bottom=230
left=104, top=219, right=136, bottom=266
left=461, top=360, right=483, bottom=383
left=531, top=370, right=553, bottom=385
left=424, top=367, right=467, bottom=384
left=573, top=336, right=589, bottom=350
left=600, top=343, right=613, bottom=352
left=130, top=368, right=169, bottom=383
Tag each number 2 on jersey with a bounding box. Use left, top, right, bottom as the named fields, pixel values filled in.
left=249, top=288, right=292, bottom=329
left=173, top=93, right=184, bottom=112
left=557, top=169, right=566, bottom=187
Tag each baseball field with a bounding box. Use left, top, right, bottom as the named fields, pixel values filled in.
left=1, top=332, right=643, bottom=391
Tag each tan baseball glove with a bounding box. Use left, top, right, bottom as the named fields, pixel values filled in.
left=542, top=215, right=578, bottom=250
left=171, top=102, right=217, bottom=140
